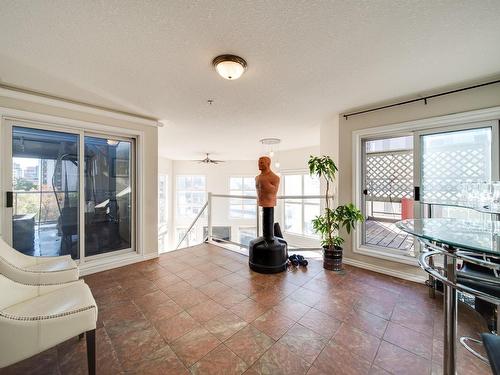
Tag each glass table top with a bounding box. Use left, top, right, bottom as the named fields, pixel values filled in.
left=396, top=218, right=500, bottom=255
left=421, top=200, right=500, bottom=215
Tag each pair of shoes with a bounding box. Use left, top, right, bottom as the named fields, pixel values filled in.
left=288, top=254, right=308, bottom=267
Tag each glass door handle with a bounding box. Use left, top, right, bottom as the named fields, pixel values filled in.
left=362, top=189, right=368, bottom=195
left=6, top=192, right=13, bottom=208
left=414, top=186, right=420, bottom=201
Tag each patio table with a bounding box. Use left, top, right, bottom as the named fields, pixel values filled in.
left=396, top=218, right=500, bottom=375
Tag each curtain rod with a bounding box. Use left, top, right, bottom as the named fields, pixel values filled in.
left=342, top=79, right=500, bottom=120
left=0, top=82, right=159, bottom=123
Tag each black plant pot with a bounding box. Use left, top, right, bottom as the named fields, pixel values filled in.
left=323, top=245, right=343, bottom=271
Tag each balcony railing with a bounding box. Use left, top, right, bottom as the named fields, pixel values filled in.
left=176, top=193, right=332, bottom=252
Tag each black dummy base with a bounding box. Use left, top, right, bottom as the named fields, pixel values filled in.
left=248, top=207, right=288, bottom=274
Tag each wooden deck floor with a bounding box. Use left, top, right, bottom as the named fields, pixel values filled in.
left=365, top=219, right=414, bottom=255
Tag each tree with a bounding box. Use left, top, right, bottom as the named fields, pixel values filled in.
left=14, top=178, right=38, bottom=192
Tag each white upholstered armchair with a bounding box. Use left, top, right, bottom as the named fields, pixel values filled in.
left=0, top=275, right=97, bottom=374
left=0, top=237, right=79, bottom=285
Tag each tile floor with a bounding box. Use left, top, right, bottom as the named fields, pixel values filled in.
left=0, top=243, right=492, bottom=375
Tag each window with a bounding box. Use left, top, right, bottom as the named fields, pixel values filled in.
left=283, top=174, right=320, bottom=237
left=229, top=176, right=256, bottom=218
left=158, top=174, right=168, bottom=252
left=176, top=175, right=206, bottom=217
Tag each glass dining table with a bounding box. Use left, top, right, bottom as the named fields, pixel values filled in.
left=396, top=218, right=500, bottom=375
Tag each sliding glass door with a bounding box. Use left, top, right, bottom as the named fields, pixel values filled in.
left=3, top=119, right=135, bottom=260
left=84, top=136, right=134, bottom=256
left=8, top=125, right=81, bottom=258
left=414, top=123, right=499, bottom=220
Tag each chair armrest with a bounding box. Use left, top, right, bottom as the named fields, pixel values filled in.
left=0, top=275, right=84, bottom=309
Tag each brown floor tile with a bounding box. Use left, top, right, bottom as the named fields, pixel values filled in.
left=298, top=308, right=342, bottom=339
left=155, top=311, right=200, bottom=343
left=249, top=342, right=310, bottom=375
left=119, top=277, right=159, bottom=297
left=252, top=309, right=295, bottom=340
left=283, top=268, right=315, bottom=286
left=6, top=243, right=488, bottom=375
left=162, top=280, right=193, bottom=296
left=99, top=301, right=144, bottom=327
left=120, top=345, right=189, bottom=374
left=374, top=341, right=431, bottom=375
left=230, top=279, right=266, bottom=296
left=383, top=322, right=433, bottom=359
left=0, top=347, right=60, bottom=375
left=314, top=296, right=354, bottom=321
left=141, top=266, right=172, bottom=281
left=198, top=280, right=233, bottom=298
left=289, top=287, right=324, bottom=307
left=301, top=277, right=335, bottom=295
left=171, top=327, right=221, bottom=367
left=369, top=365, right=391, bottom=374
left=230, top=298, right=270, bottom=323
left=57, top=328, right=121, bottom=375
left=332, top=323, right=381, bottom=362
left=107, top=320, right=166, bottom=372
left=355, top=296, right=395, bottom=320
left=312, top=341, right=371, bottom=375
left=133, top=289, right=171, bottom=310
left=250, top=289, right=286, bottom=307
left=218, top=272, right=248, bottom=286
left=140, top=298, right=184, bottom=323
left=212, top=289, right=248, bottom=308
left=190, top=345, right=248, bottom=375
left=187, top=299, right=227, bottom=323
left=169, top=288, right=210, bottom=309
left=390, top=305, right=434, bottom=337
left=92, top=284, right=130, bottom=308
left=203, top=311, right=248, bottom=341
left=154, top=272, right=183, bottom=290
left=272, top=297, right=311, bottom=321
left=345, top=308, right=389, bottom=338
left=306, top=366, right=330, bottom=375
left=278, top=323, right=327, bottom=364
left=225, top=325, right=275, bottom=366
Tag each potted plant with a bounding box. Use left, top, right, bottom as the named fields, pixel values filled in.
left=308, top=155, right=364, bottom=271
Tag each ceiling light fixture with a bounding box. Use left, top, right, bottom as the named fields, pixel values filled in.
left=212, top=54, right=247, bottom=80
left=260, top=138, right=281, bottom=170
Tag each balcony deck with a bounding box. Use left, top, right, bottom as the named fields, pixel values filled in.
left=2, top=243, right=489, bottom=375
left=365, top=219, right=414, bottom=254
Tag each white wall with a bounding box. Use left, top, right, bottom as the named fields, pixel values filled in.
left=320, top=82, right=500, bottom=280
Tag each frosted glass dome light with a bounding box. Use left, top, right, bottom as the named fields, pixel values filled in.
left=212, top=55, right=247, bottom=80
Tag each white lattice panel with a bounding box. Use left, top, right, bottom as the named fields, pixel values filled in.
left=422, top=145, right=490, bottom=201
left=366, top=150, right=413, bottom=201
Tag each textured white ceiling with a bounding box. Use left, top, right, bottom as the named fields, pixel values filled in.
left=0, top=1, right=499, bottom=160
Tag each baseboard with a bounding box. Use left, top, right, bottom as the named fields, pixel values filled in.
left=79, top=252, right=158, bottom=276
left=343, top=257, right=427, bottom=284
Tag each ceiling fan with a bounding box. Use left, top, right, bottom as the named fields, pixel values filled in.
left=192, top=153, right=225, bottom=164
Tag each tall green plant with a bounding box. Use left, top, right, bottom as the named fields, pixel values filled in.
left=308, top=155, right=364, bottom=248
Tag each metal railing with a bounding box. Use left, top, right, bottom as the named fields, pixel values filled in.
left=175, top=193, right=332, bottom=251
